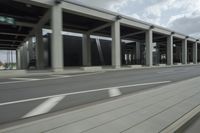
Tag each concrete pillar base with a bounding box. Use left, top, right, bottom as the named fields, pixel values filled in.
left=112, top=65, right=121, bottom=69
left=128, top=65, right=142, bottom=68
left=159, top=64, right=167, bottom=67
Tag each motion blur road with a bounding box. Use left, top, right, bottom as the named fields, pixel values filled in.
left=1, top=65, right=200, bottom=126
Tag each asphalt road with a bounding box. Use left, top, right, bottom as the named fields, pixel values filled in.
left=1, top=65, right=200, bottom=126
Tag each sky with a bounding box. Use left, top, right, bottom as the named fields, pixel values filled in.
left=0, top=50, right=16, bottom=63
left=75, top=0, right=200, bottom=38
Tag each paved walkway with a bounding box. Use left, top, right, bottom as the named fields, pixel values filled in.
left=1, top=77, right=200, bottom=133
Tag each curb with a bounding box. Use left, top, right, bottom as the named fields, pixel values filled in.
left=160, top=104, right=200, bottom=133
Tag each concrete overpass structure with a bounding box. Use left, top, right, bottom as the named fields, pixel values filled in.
left=1, top=0, right=200, bottom=72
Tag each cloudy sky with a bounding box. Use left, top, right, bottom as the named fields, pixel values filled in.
left=76, top=0, right=200, bottom=38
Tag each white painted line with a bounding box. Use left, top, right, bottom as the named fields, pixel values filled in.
left=0, top=81, right=171, bottom=106
left=51, top=75, right=72, bottom=78
left=22, top=95, right=65, bottom=118
left=157, top=70, right=175, bottom=74
left=0, top=72, right=104, bottom=85
left=11, top=78, right=40, bottom=81
left=108, top=87, right=121, bottom=97
left=0, top=81, right=24, bottom=85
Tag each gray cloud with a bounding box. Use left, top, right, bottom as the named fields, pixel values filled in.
left=74, top=0, right=200, bottom=38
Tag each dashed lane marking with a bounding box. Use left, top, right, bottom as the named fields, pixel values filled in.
left=108, top=87, right=122, bottom=97
left=11, top=78, right=40, bottom=81
left=22, top=95, right=65, bottom=118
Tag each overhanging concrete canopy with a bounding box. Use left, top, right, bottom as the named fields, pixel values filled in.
left=0, top=0, right=48, bottom=50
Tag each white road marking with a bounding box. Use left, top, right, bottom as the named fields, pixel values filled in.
left=0, top=81, right=171, bottom=106
left=157, top=70, right=175, bottom=74
left=0, top=72, right=104, bottom=85
left=108, top=87, right=121, bottom=97
left=22, top=95, right=65, bottom=118
left=51, top=75, right=72, bottom=78
left=11, top=78, right=40, bottom=81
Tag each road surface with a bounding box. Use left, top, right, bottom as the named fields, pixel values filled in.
left=0, top=65, right=200, bottom=126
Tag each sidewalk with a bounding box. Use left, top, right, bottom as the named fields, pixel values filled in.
left=1, top=77, right=200, bottom=133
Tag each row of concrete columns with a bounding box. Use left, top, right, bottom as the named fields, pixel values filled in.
left=50, top=4, right=123, bottom=71
left=38, top=3, right=200, bottom=71
left=16, top=4, right=199, bottom=71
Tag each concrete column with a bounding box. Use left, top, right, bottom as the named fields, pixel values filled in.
left=19, top=47, right=23, bottom=69
left=167, top=35, right=173, bottom=65
left=193, top=42, right=198, bottom=64
left=51, top=4, right=63, bottom=71
left=198, top=45, right=200, bottom=63
left=182, top=39, right=187, bottom=64
left=111, top=20, right=121, bottom=68
left=82, top=34, right=91, bottom=66
left=136, top=42, right=140, bottom=64
left=35, top=27, right=44, bottom=69
left=145, top=29, right=153, bottom=66
left=16, top=49, right=21, bottom=69
left=21, top=45, right=27, bottom=69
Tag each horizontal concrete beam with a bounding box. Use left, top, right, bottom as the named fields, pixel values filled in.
left=0, top=44, right=20, bottom=46
left=0, top=47, right=18, bottom=50
left=0, top=39, right=23, bottom=42
left=63, top=23, right=89, bottom=31
left=153, top=28, right=171, bottom=35
left=62, top=3, right=115, bottom=21
left=16, top=21, right=35, bottom=28
left=15, top=0, right=199, bottom=42
left=154, top=36, right=167, bottom=40
left=187, top=38, right=196, bottom=42
left=0, top=32, right=27, bottom=37
left=174, top=33, right=185, bottom=39
left=120, top=19, right=149, bottom=30
left=121, top=31, right=145, bottom=39
left=14, top=0, right=52, bottom=8
left=86, top=23, right=112, bottom=34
